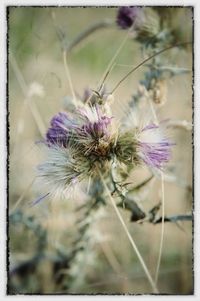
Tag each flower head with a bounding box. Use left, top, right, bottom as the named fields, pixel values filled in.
left=117, top=6, right=141, bottom=29
left=39, top=104, right=114, bottom=192
left=77, top=105, right=112, bottom=139
left=38, top=146, right=91, bottom=192
left=137, top=123, right=173, bottom=170
left=46, top=104, right=112, bottom=147
left=39, top=99, right=173, bottom=195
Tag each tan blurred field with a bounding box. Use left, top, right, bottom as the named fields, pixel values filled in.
left=8, top=7, right=193, bottom=294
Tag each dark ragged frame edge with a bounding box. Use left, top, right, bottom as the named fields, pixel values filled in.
left=6, top=5, right=195, bottom=296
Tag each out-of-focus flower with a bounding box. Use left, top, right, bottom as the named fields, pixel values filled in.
left=116, top=6, right=141, bottom=29
left=116, top=7, right=161, bottom=44
left=149, top=79, right=168, bottom=106
left=27, top=81, right=45, bottom=98
left=134, top=8, right=160, bottom=43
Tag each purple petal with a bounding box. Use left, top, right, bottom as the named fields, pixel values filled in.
left=139, top=140, right=173, bottom=169
left=30, top=192, right=50, bottom=206
left=46, top=112, right=71, bottom=147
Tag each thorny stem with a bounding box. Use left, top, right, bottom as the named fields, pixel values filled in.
left=130, top=175, right=154, bottom=191
left=98, top=170, right=159, bottom=293
left=154, top=214, right=192, bottom=224
left=110, top=163, right=146, bottom=221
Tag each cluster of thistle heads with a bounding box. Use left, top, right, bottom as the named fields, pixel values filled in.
left=38, top=7, right=174, bottom=194
left=38, top=92, right=172, bottom=193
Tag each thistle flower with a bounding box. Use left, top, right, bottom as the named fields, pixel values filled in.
left=116, top=7, right=161, bottom=44
left=136, top=123, right=173, bottom=170
left=39, top=97, right=173, bottom=195
left=115, top=116, right=173, bottom=171
left=46, top=104, right=112, bottom=145
left=134, top=8, right=160, bottom=43
left=39, top=104, right=114, bottom=191
left=77, top=105, right=112, bottom=138
left=116, top=6, right=141, bottom=29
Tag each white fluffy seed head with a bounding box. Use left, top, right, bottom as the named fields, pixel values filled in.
left=37, top=146, right=90, bottom=193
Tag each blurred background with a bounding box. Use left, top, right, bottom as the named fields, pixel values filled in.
left=8, top=7, right=193, bottom=294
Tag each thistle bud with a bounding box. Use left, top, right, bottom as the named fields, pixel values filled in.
left=135, top=8, right=160, bottom=43
left=116, top=6, right=141, bottom=30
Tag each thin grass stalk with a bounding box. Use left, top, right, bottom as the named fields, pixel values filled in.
left=98, top=170, right=159, bottom=293
left=9, top=51, right=46, bottom=136
left=63, top=51, right=77, bottom=107
left=155, top=171, right=165, bottom=284
left=147, top=87, right=165, bottom=285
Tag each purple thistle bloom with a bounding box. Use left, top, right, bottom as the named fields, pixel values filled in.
left=39, top=104, right=113, bottom=193
left=77, top=105, right=112, bottom=140
left=46, top=104, right=112, bottom=150
left=138, top=123, right=174, bottom=170
left=81, top=116, right=111, bottom=139
left=46, top=112, right=72, bottom=147
left=139, top=140, right=172, bottom=169
left=117, top=6, right=141, bottom=29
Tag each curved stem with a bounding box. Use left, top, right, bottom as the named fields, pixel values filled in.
left=63, top=50, right=77, bottom=107
left=67, top=20, right=114, bottom=53
left=111, top=42, right=191, bottom=94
